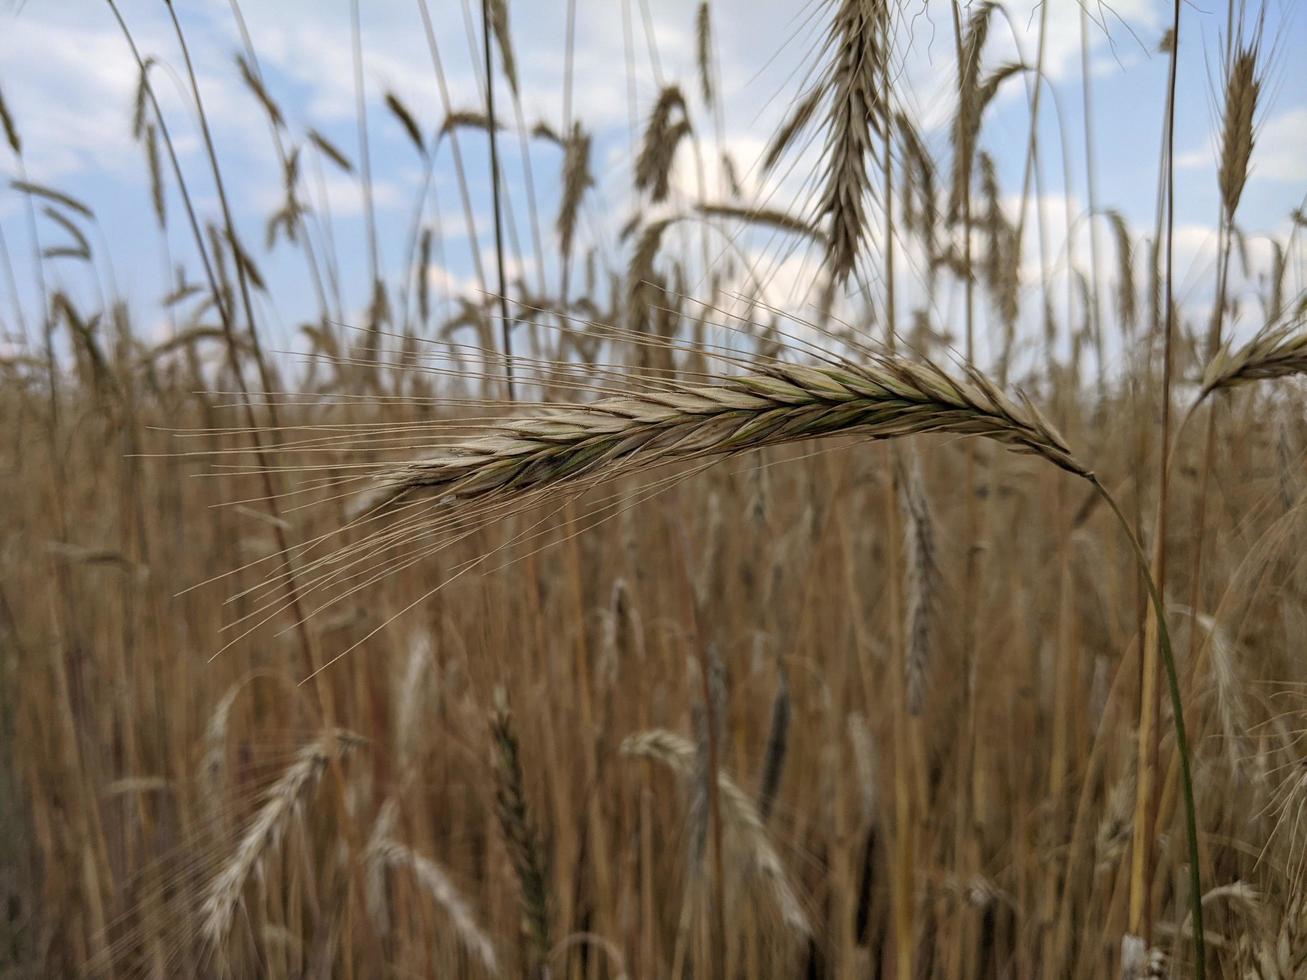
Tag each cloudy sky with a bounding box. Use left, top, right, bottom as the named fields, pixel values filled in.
left=0, top=0, right=1303, bottom=372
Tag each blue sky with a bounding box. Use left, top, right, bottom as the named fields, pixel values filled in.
left=0, top=0, right=1304, bottom=373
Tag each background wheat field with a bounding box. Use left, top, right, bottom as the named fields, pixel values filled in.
left=1, top=0, right=1306, bottom=977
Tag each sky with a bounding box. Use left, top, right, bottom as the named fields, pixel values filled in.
left=0, top=0, right=1304, bottom=377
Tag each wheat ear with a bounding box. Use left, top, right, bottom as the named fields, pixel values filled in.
left=359, top=356, right=1087, bottom=514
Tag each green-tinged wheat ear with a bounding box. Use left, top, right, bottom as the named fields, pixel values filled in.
left=489, top=694, right=551, bottom=972
left=358, top=356, right=1088, bottom=516
left=1200, top=324, right=1307, bottom=398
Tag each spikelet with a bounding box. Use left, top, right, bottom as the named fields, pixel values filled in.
left=696, top=2, right=714, bottom=108
left=0, top=81, right=21, bottom=154
left=762, top=86, right=822, bottom=175
left=488, top=0, right=519, bottom=97
left=897, top=451, right=937, bottom=715
left=235, top=53, right=284, bottom=128
left=557, top=122, right=593, bottom=261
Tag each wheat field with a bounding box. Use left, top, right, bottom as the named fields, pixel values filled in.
left=1, top=1, right=1305, bottom=977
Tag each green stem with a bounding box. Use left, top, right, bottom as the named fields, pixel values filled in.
left=1092, top=478, right=1204, bottom=977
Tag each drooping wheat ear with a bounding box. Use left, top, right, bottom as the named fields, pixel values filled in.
left=896, top=450, right=937, bottom=715
left=361, top=355, right=1088, bottom=516
left=756, top=664, right=790, bottom=822
left=366, top=799, right=498, bottom=972
left=201, top=729, right=364, bottom=949
left=235, top=52, right=284, bottom=128
left=621, top=729, right=810, bottom=937
left=308, top=128, right=355, bottom=173
left=820, top=0, right=890, bottom=284
left=635, top=85, right=691, bottom=203
left=762, top=85, right=822, bottom=175
left=600, top=577, right=643, bottom=684
left=1105, top=209, right=1136, bottom=334
left=948, top=1, right=997, bottom=221
left=489, top=694, right=551, bottom=971
left=0, top=81, right=21, bottom=154
left=557, top=121, right=593, bottom=261
left=488, top=0, right=519, bottom=97
left=697, top=202, right=825, bottom=243
left=439, top=110, right=506, bottom=141
left=1217, top=43, right=1261, bottom=220
left=696, top=2, right=714, bottom=107
left=11, top=179, right=93, bottom=218
left=384, top=91, right=427, bottom=156
left=1200, top=323, right=1307, bottom=399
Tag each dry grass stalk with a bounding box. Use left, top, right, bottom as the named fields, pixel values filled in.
left=200, top=729, right=364, bottom=949
left=621, top=728, right=810, bottom=937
